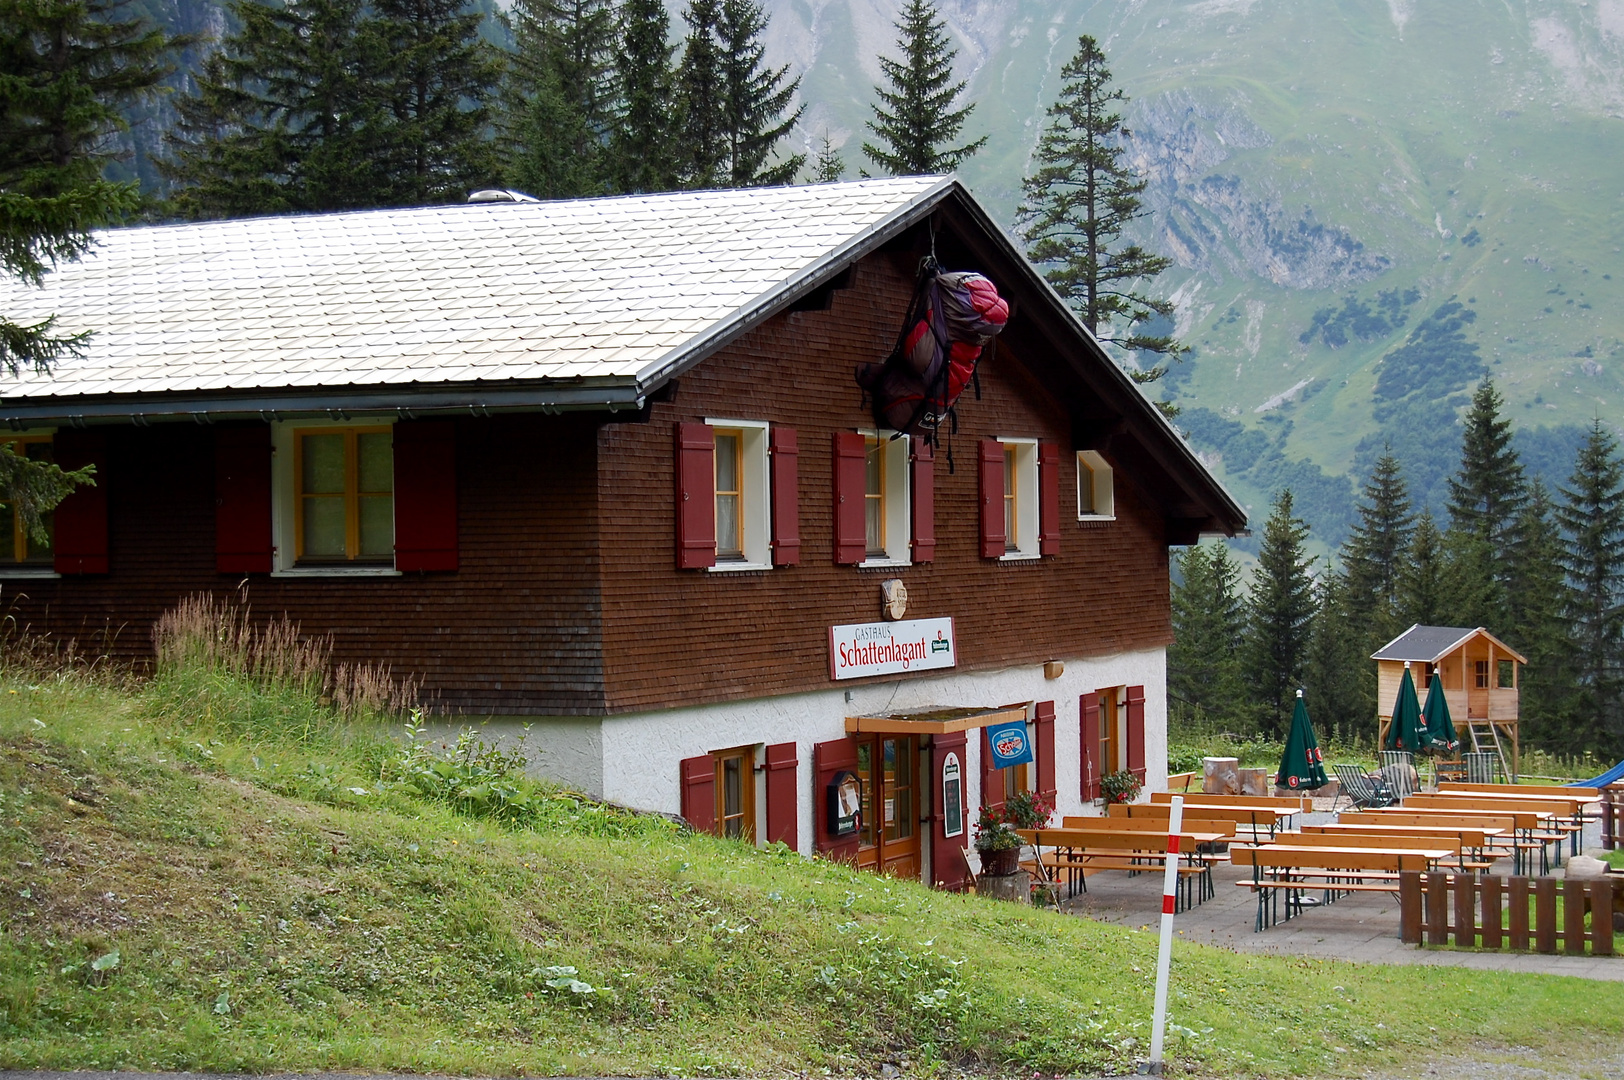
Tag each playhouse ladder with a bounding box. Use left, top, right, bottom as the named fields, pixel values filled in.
left=1466, top=719, right=1510, bottom=782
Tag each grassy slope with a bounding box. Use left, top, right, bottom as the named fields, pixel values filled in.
left=3, top=676, right=1623, bottom=1078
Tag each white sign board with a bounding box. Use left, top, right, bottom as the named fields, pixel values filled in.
left=942, top=752, right=964, bottom=838
left=828, top=617, right=956, bottom=681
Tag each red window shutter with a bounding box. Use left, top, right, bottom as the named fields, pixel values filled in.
left=1080, top=693, right=1101, bottom=801
left=52, top=429, right=108, bottom=575
left=214, top=423, right=274, bottom=573
left=769, top=427, right=800, bottom=566
left=977, top=438, right=1004, bottom=558
left=813, top=736, right=861, bottom=863
left=764, top=741, right=798, bottom=846
left=1034, top=699, right=1056, bottom=805
left=1126, top=685, right=1147, bottom=785
left=675, top=422, right=716, bottom=570
left=680, top=755, right=717, bottom=835
left=394, top=420, right=458, bottom=571
left=1038, top=442, right=1061, bottom=556
left=832, top=431, right=866, bottom=565
left=930, top=730, right=971, bottom=891
left=980, top=726, right=1006, bottom=816
left=910, top=439, right=935, bottom=562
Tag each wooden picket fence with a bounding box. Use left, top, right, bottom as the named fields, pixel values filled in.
left=1601, top=787, right=1624, bottom=850
left=1398, top=871, right=1617, bottom=955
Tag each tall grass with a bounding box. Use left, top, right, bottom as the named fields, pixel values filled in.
left=145, top=593, right=418, bottom=744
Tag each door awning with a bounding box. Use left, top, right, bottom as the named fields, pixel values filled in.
left=844, top=705, right=1028, bottom=735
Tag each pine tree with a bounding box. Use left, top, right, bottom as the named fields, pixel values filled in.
left=1555, top=419, right=1624, bottom=756
left=1508, top=480, right=1577, bottom=752
left=716, top=0, right=803, bottom=186
left=1439, top=525, right=1502, bottom=630
left=609, top=0, right=680, bottom=192
left=502, top=0, right=616, bottom=198
left=1168, top=541, right=1245, bottom=729
left=0, top=0, right=171, bottom=529
left=1242, top=489, right=1319, bottom=739
left=674, top=0, right=725, bottom=187
left=1342, top=448, right=1414, bottom=641
left=164, top=0, right=498, bottom=216
left=1398, top=509, right=1446, bottom=627
left=1, top=0, right=177, bottom=372
left=861, top=0, right=984, bottom=176
left=1018, top=35, right=1182, bottom=394
left=811, top=131, right=843, bottom=182
left=1305, top=569, right=1375, bottom=743
left=1443, top=377, right=1527, bottom=624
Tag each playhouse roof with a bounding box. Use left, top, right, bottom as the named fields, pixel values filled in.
left=1371, top=624, right=1529, bottom=665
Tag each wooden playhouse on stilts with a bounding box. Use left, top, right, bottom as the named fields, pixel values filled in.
left=1371, top=625, right=1528, bottom=781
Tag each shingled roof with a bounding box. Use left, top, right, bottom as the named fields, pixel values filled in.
left=1371, top=624, right=1528, bottom=665
left=0, top=177, right=1246, bottom=535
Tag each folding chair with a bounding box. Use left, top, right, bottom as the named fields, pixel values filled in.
left=1464, top=751, right=1497, bottom=785
left=1378, top=750, right=1417, bottom=801
left=1333, top=763, right=1394, bottom=812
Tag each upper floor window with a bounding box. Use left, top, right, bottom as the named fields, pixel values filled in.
left=861, top=431, right=910, bottom=566
left=295, top=427, right=393, bottom=564
left=999, top=437, right=1038, bottom=559
left=1077, top=450, right=1115, bottom=520
left=0, top=436, right=54, bottom=566
left=708, top=420, right=770, bottom=568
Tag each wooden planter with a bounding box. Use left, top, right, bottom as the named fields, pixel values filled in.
left=980, top=846, right=1021, bottom=877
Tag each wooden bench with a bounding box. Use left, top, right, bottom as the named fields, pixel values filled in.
left=1230, top=845, right=1441, bottom=930
left=1301, top=823, right=1494, bottom=872
left=1343, top=808, right=1550, bottom=873
left=1135, top=797, right=1299, bottom=841
left=1401, top=793, right=1577, bottom=868
left=1165, top=771, right=1199, bottom=793
left=1017, top=827, right=1219, bottom=910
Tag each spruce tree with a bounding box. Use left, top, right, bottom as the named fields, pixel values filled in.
left=1242, top=490, right=1318, bottom=739
left=1555, top=419, right=1624, bottom=756
left=609, top=0, right=680, bottom=192
left=1443, top=376, right=1527, bottom=624
left=1018, top=34, right=1182, bottom=394
left=1508, top=480, right=1577, bottom=752
left=1168, top=541, right=1245, bottom=729
left=674, top=0, right=725, bottom=186
left=716, top=0, right=803, bottom=186
left=1305, top=569, right=1375, bottom=743
left=1398, top=509, right=1446, bottom=627
left=165, top=0, right=498, bottom=216
left=811, top=131, right=843, bottom=182
left=1, top=0, right=173, bottom=529
left=1342, top=448, right=1414, bottom=641
left=861, top=0, right=984, bottom=176
left=502, top=0, right=616, bottom=198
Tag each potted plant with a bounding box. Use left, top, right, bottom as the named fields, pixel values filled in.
left=973, top=805, right=1023, bottom=876
left=1100, top=769, right=1142, bottom=805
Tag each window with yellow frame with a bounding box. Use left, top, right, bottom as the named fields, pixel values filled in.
left=293, top=427, right=394, bottom=563
left=0, top=437, right=55, bottom=565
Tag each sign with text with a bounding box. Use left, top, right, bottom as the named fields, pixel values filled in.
left=941, top=752, right=964, bottom=839
left=985, top=719, right=1034, bottom=768
left=829, top=617, right=956, bottom=681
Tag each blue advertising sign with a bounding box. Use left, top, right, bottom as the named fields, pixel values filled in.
left=985, top=720, right=1034, bottom=768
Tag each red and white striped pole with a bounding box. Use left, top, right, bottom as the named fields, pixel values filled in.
left=1145, top=794, right=1184, bottom=1076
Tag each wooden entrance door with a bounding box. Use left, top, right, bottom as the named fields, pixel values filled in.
left=854, top=734, right=921, bottom=879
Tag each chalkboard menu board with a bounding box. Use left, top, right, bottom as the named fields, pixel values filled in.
left=941, top=752, right=963, bottom=838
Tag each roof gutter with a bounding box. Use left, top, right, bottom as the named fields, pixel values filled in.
left=0, top=380, right=648, bottom=428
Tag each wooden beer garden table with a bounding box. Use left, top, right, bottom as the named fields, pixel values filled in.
left=1230, top=842, right=1454, bottom=930
left=1402, top=792, right=1584, bottom=865
left=1016, top=825, right=1226, bottom=911
left=1302, top=822, right=1500, bottom=872
left=1348, top=805, right=1559, bottom=873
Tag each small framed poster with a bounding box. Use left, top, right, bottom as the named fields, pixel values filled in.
left=827, top=770, right=861, bottom=837
left=941, top=752, right=963, bottom=839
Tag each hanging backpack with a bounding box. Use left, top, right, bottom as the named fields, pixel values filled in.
left=856, top=261, right=1008, bottom=445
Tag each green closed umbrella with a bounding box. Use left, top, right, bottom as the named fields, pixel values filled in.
left=1421, top=677, right=1460, bottom=755
left=1277, top=690, right=1328, bottom=790
left=1385, top=663, right=1427, bottom=751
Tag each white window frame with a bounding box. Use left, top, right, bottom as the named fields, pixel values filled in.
left=1076, top=450, right=1115, bottom=521
left=705, top=418, right=772, bottom=572
left=270, top=419, right=401, bottom=577
left=999, top=437, right=1039, bottom=560
left=859, top=429, right=911, bottom=568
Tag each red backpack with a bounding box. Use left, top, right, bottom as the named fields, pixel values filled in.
left=857, top=262, right=1008, bottom=446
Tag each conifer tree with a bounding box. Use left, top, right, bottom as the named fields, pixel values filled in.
left=1, top=0, right=174, bottom=527
left=1342, top=448, right=1414, bottom=641
left=861, top=0, right=984, bottom=176
left=165, top=0, right=498, bottom=216
left=609, top=0, right=681, bottom=192
left=1508, top=480, right=1577, bottom=751
left=502, top=0, right=617, bottom=198
left=1398, top=509, right=1446, bottom=627
left=1242, top=490, right=1318, bottom=739
left=1305, top=569, right=1374, bottom=742
left=1168, top=541, right=1245, bottom=729
left=811, top=132, right=843, bottom=182
left=716, top=0, right=803, bottom=186
left=1439, top=526, right=1502, bottom=630
left=1443, top=377, right=1527, bottom=620
left=674, top=0, right=725, bottom=186
left=1555, top=419, right=1624, bottom=755
left=1018, top=34, right=1182, bottom=393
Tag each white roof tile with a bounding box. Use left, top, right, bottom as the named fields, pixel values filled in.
left=0, top=178, right=947, bottom=403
